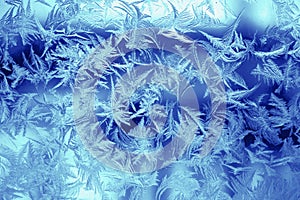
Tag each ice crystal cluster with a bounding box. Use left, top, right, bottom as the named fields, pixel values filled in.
left=0, top=0, right=300, bottom=199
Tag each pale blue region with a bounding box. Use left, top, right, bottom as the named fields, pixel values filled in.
left=0, top=0, right=300, bottom=199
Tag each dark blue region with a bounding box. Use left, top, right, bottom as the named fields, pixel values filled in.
left=2, top=23, right=299, bottom=151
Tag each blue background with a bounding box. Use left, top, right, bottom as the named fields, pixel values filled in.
left=0, top=0, right=300, bottom=199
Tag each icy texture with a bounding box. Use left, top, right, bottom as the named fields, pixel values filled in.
left=0, top=0, right=300, bottom=199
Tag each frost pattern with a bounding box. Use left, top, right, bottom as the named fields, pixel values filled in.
left=0, top=0, right=300, bottom=199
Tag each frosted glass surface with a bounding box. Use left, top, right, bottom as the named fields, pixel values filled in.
left=0, top=0, right=299, bottom=199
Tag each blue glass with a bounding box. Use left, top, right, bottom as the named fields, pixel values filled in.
left=0, top=0, right=299, bottom=199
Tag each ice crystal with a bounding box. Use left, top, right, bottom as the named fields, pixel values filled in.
left=0, top=0, right=300, bottom=199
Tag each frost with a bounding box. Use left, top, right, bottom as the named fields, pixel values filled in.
left=0, top=0, right=300, bottom=199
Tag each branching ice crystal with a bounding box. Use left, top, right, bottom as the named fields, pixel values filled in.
left=0, top=0, right=300, bottom=199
